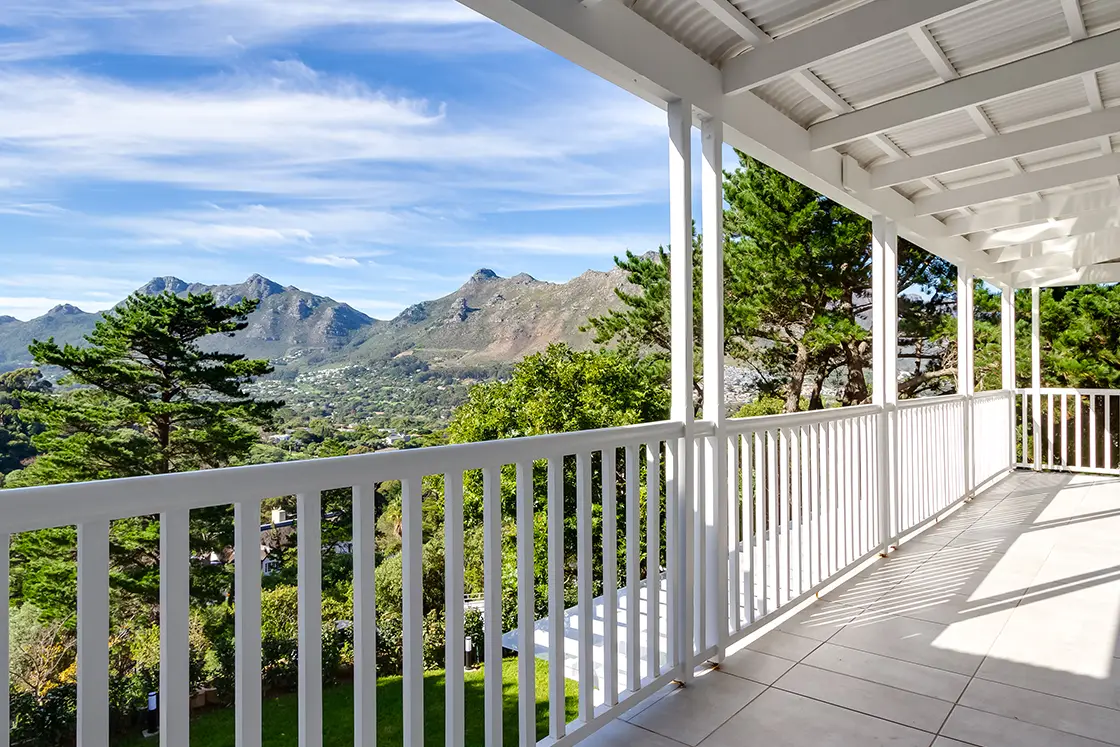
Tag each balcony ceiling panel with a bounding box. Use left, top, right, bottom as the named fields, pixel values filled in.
left=1100, top=66, right=1120, bottom=105
left=980, top=78, right=1089, bottom=133
left=1083, top=0, right=1120, bottom=34
left=734, top=0, right=874, bottom=40
left=927, top=0, right=1069, bottom=77
left=1017, top=141, right=1105, bottom=170
left=837, top=138, right=894, bottom=170
left=752, top=76, right=833, bottom=127
left=811, top=33, right=938, bottom=111
left=880, top=110, right=983, bottom=156
left=934, top=161, right=1017, bottom=190
left=628, top=0, right=745, bottom=64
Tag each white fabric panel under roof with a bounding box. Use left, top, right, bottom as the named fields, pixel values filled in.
left=737, top=0, right=873, bottom=40
left=1083, top=0, right=1120, bottom=33
left=811, top=32, right=937, bottom=110
left=752, top=77, right=833, bottom=128
left=1099, top=67, right=1120, bottom=105
left=980, top=78, right=1089, bottom=132
left=927, top=0, right=1070, bottom=76
left=882, top=110, right=983, bottom=156
left=628, top=0, right=744, bottom=65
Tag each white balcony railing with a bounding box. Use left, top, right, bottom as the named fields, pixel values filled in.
left=1016, top=388, right=1120, bottom=474
left=0, top=391, right=1024, bottom=747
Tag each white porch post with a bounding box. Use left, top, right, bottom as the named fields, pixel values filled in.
left=1001, top=284, right=1016, bottom=471
left=957, top=265, right=975, bottom=497
left=700, top=115, right=727, bottom=661
left=872, top=215, right=898, bottom=554
left=667, top=98, right=695, bottom=684
left=1031, top=286, right=1042, bottom=469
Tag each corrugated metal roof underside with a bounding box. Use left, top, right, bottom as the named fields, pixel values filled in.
left=751, top=77, right=832, bottom=128
left=811, top=33, right=938, bottom=110
left=980, top=79, right=1088, bottom=132
left=1083, top=0, right=1120, bottom=34
left=926, top=0, right=1070, bottom=77
left=881, top=110, right=983, bottom=156
left=629, top=0, right=744, bottom=64
left=1100, top=66, right=1120, bottom=105
left=737, top=0, right=875, bottom=39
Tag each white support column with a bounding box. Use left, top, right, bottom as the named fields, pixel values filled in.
left=700, top=115, right=727, bottom=661
left=667, top=98, right=695, bottom=684
left=1031, top=286, right=1042, bottom=469
left=872, top=215, right=898, bottom=554
left=1001, top=284, right=1017, bottom=471
left=958, top=265, right=975, bottom=497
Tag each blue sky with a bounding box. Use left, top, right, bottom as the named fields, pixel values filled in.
left=0, top=0, right=683, bottom=321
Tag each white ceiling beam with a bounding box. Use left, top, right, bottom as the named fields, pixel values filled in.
left=870, top=107, right=1120, bottom=188
left=1060, top=0, right=1088, bottom=42
left=691, top=0, right=771, bottom=46
left=908, top=25, right=958, bottom=81
left=809, top=28, right=1120, bottom=150
left=973, top=205, right=1120, bottom=251
left=455, top=0, right=999, bottom=277
left=722, top=0, right=984, bottom=94
left=914, top=152, right=1120, bottom=215
left=941, top=186, right=1120, bottom=234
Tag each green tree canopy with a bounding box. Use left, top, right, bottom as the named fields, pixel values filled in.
left=8, top=291, right=281, bottom=616
left=588, top=152, right=959, bottom=411
left=0, top=368, right=50, bottom=479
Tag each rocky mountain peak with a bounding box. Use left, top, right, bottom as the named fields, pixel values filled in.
left=138, top=276, right=190, bottom=296
left=243, top=274, right=285, bottom=299
left=469, top=268, right=500, bottom=283
left=0, top=315, right=17, bottom=325
left=46, top=303, right=85, bottom=317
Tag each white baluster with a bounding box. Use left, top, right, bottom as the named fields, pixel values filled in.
left=516, top=461, right=537, bottom=745
left=234, top=501, right=262, bottom=747
left=298, top=492, right=323, bottom=747
left=160, top=509, right=190, bottom=747
left=547, top=458, right=566, bottom=740
left=354, top=485, right=378, bottom=747
left=482, top=466, right=503, bottom=745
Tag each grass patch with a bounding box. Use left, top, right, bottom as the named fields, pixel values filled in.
left=117, top=658, right=578, bottom=747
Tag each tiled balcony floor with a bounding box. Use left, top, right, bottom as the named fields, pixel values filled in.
left=589, top=470, right=1120, bottom=747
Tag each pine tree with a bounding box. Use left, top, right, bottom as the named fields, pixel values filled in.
left=8, top=291, right=281, bottom=614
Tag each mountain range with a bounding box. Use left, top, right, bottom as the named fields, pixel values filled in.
left=0, top=267, right=630, bottom=373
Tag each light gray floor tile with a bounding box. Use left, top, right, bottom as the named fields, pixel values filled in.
left=802, top=642, right=969, bottom=702
left=959, top=679, right=1120, bottom=745
left=578, top=719, right=689, bottom=747
left=975, top=654, right=1120, bottom=712
left=629, top=670, right=764, bottom=745
left=941, top=705, right=1109, bottom=747
left=774, top=663, right=953, bottom=733
left=830, top=613, right=993, bottom=676
left=719, top=648, right=795, bottom=685
left=746, top=630, right=822, bottom=662
left=777, top=600, right=861, bottom=641
left=699, top=687, right=934, bottom=747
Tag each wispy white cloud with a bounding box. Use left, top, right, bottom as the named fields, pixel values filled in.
left=301, top=255, right=361, bottom=268
left=445, top=233, right=666, bottom=257
left=0, top=0, right=510, bottom=59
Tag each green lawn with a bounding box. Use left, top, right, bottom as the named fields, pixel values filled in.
left=117, top=658, right=579, bottom=747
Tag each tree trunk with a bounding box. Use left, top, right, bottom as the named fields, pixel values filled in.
left=842, top=340, right=870, bottom=405
left=809, top=366, right=827, bottom=410
left=785, top=342, right=809, bottom=412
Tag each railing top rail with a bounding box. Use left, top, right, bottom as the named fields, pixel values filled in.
left=725, top=403, right=881, bottom=434
left=897, top=393, right=966, bottom=410
left=972, top=389, right=1014, bottom=401
left=1016, top=387, right=1120, bottom=395
left=0, top=419, right=683, bottom=534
